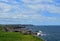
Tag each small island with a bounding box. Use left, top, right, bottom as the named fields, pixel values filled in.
left=0, top=24, right=44, bottom=41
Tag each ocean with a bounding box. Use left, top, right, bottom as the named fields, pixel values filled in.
left=26, top=26, right=60, bottom=41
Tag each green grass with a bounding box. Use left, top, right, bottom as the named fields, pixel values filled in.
left=0, top=32, right=44, bottom=41
left=0, top=26, right=3, bottom=32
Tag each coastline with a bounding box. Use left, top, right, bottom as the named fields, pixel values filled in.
left=0, top=24, right=44, bottom=41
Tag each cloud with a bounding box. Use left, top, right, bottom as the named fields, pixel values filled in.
left=25, top=1, right=60, bottom=14
left=0, top=0, right=9, bottom=2
left=0, top=3, right=11, bottom=13
left=22, top=0, right=53, bottom=4
left=0, top=0, right=60, bottom=24
left=0, top=12, right=59, bottom=22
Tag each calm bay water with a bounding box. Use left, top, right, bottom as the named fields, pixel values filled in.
left=27, top=26, right=60, bottom=41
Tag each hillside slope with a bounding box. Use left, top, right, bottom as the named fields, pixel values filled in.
left=0, top=32, right=44, bottom=41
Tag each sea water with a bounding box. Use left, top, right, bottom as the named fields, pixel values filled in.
left=26, top=26, right=60, bottom=41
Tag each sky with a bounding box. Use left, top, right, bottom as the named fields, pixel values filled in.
left=0, top=0, right=60, bottom=25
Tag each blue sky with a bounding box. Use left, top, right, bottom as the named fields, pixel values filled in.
left=0, top=0, right=60, bottom=25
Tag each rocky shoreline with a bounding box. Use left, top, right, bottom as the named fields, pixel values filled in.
left=1, top=25, right=41, bottom=36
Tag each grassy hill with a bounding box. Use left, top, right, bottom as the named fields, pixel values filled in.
left=0, top=25, right=44, bottom=41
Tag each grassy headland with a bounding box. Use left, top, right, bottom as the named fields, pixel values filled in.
left=0, top=25, right=44, bottom=41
